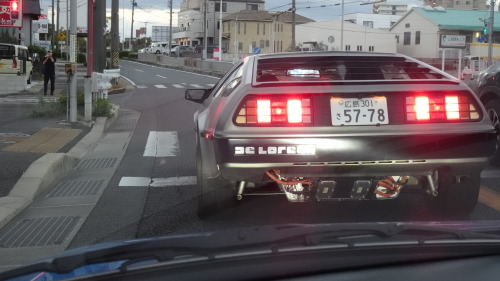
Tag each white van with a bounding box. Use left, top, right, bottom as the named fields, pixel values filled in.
left=0, top=43, right=33, bottom=84
left=148, top=42, right=178, bottom=54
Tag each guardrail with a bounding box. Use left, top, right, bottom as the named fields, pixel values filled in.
left=91, top=69, right=120, bottom=98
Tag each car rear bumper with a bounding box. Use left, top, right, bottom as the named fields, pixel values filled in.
left=213, top=132, right=496, bottom=181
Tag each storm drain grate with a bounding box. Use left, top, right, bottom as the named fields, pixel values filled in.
left=0, top=216, right=80, bottom=248
left=76, top=158, right=117, bottom=170
left=108, top=110, right=140, bottom=132
left=47, top=179, right=105, bottom=197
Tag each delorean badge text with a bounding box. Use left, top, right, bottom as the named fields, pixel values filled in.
left=234, top=145, right=316, bottom=155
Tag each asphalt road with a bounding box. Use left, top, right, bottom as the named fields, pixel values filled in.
left=69, top=60, right=500, bottom=248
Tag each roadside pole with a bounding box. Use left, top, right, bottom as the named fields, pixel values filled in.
left=84, top=0, right=94, bottom=121
left=69, top=0, right=77, bottom=122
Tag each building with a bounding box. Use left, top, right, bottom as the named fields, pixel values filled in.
left=423, top=0, right=487, bottom=10
left=152, top=26, right=175, bottom=42
left=390, top=6, right=500, bottom=61
left=343, top=13, right=401, bottom=29
left=373, top=1, right=423, bottom=15
left=173, top=0, right=265, bottom=47
left=222, top=10, right=313, bottom=55
left=136, top=27, right=146, bottom=39
left=296, top=20, right=396, bottom=53
left=0, top=0, right=42, bottom=46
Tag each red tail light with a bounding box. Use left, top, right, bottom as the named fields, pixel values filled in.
left=235, top=96, right=312, bottom=126
left=406, top=94, right=480, bottom=122
left=12, top=58, right=17, bottom=68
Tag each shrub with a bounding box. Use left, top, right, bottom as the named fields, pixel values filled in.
left=31, top=98, right=65, bottom=117
left=128, top=52, right=138, bottom=59
left=93, top=98, right=111, bottom=117
left=119, top=51, right=130, bottom=58
left=77, top=53, right=86, bottom=64
left=58, top=92, right=85, bottom=107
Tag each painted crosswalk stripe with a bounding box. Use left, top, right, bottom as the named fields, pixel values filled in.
left=119, top=176, right=196, bottom=187
left=156, top=75, right=167, bottom=78
left=155, top=85, right=167, bottom=88
left=136, top=85, right=147, bottom=88
left=172, top=84, right=184, bottom=88
left=189, top=84, right=203, bottom=88
left=134, top=69, right=144, bottom=72
left=144, top=131, right=179, bottom=157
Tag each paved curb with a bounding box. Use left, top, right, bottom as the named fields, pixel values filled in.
left=0, top=104, right=121, bottom=230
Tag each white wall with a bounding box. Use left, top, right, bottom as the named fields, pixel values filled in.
left=343, top=13, right=401, bottom=29
left=390, top=11, right=440, bottom=58
left=296, top=20, right=396, bottom=53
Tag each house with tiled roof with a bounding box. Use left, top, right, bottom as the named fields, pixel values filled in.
left=221, top=10, right=314, bottom=56
left=390, top=6, right=500, bottom=61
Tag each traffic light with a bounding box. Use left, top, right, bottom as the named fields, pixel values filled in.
left=11, top=1, right=19, bottom=19
left=484, top=21, right=488, bottom=35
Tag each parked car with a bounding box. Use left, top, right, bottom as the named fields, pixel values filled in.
left=194, top=44, right=221, bottom=54
left=149, top=42, right=178, bottom=54
left=475, top=63, right=500, bottom=165
left=185, top=51, right=497, bottom=219
left=171, top=45, right=194, bottom=57
left=0, top=43, right=33, bottom=84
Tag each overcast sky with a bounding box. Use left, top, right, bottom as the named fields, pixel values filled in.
left=37, top=0, right=427, bottom=40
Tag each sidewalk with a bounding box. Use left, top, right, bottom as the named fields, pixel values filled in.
left=0, top=60, right=128, bottom=230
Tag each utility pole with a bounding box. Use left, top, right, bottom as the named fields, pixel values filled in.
left=488, top=0, right=495, bottom=65
left=341, top=0, right=344, bottom=51
left=130, top=0, right=136, bottom=51
left=66, top=0, right=69, bottom=59
left=203, top=0, right=208, bottom=60
left=69, top=0, right=77, bottom=122
left=51, top=0, right=54, bottom=49
left=219, top=0, right=222, bottom=60
left=56, top=0, right=59, bottom=50
left=85, top=0, right=94, bottom=121
left=111, top=0, right=120, bottom=68
left=169, top=0, right=173, bottom=50
left=291, top=0, right=295, bottom=52
left=93, top=0, right=106, bottom=72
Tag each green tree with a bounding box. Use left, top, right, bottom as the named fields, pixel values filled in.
left=132, top=37, right=151, bottom=51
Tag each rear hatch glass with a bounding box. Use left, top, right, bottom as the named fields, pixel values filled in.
left=0, top=45, right=15, bottom=59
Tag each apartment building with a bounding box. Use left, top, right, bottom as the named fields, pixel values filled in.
left=173, top=0, right=265, bottom=47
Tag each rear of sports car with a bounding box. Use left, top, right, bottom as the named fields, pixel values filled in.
left=197, top=52, right=497, bottom=217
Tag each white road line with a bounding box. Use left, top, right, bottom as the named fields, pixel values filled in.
left=172, top=84, right=185, bottom=88
left=134, top=69, right=144, bottom=72
left=119, top=176, right=196, bottom=187
left=144, top=131, right=179, bottom=157
left=156, top=75, right=167, bottom=78
left=481, top=170, right=500, bottom=178
left=122, top=60, right=219, bottom=79
left=155, top=85, right=167, bottom=88
left=121, top=75, right=136, bottom=86
left=136, top=85, right=147, bottom=88
left=207, top=83, right=215, bottom=87
left=189, top=84, right=204, bottom=88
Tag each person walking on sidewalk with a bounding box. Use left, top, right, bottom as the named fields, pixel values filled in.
left=42, top=50, right=56, bottom=95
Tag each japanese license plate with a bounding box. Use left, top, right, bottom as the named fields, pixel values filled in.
left=330, top=96, right=389, bottom=126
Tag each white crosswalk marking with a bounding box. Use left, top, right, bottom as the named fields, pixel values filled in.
left=134, top=69, right=144, bottom=72
left=189, top=84, right=203, bottom=88
left=136, top=85, right=147, bottom=88
left=154, top=85, right=167, bottom=88
left=119, top=176, right=196, bottom=187
left=172, top=84, right=184, bottom=88
left=144, top=131, right=179, bottom=157
left=156, top=75, right=167, bottom=78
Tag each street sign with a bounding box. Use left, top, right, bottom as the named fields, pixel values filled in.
left=58, top=32, right=66, bottom=41
left=0, top=0, right=23, bottom=28
left=477, top=35, right=485, bottom=43
left=440, top=35, right=466, bottom=48
left=253, top=47, right=261, bottom=54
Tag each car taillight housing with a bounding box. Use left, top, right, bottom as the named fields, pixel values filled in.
left=405, top=94, right=480, bottom=122
left=235, top=96, right=312, bottom=126
left=12, top=58, right=17, bottom=68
